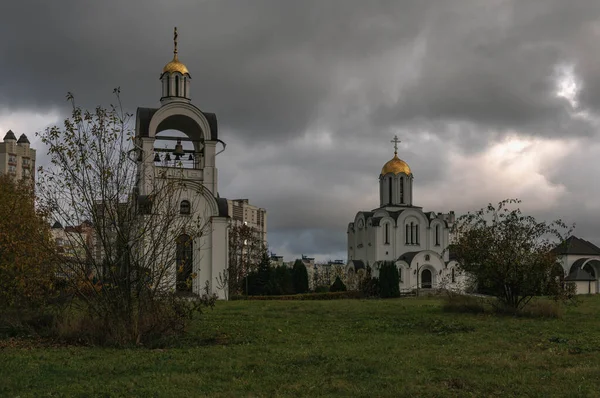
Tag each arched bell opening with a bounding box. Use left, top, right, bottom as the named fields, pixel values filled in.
left=153, top=130, right=203, bottom=169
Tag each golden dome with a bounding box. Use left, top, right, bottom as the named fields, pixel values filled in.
left=162, top=55, right=189, bottom=75
left=381, top=154, right=411, bottom=176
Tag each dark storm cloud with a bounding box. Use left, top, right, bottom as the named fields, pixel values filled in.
left=2, top=0, right=600, bottom=260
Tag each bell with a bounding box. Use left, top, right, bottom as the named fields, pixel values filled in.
left=165, top=153, right=172, bottom=162
left=188, top=153, right=194, bottom=161
left=173, top=138, right=185, bottom=157
left=175, top=154, right=181, bottom=161
left=153, top=153, right=160, bottom=162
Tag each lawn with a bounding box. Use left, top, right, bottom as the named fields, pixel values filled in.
left=2, top=296, right=600, bottom=397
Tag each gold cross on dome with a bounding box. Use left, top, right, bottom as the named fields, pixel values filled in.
left=173, top=27, right=178, bottom=56
left=391, top=135, right=401, bottom=155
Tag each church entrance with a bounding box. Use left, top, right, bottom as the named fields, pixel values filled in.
left=421, top=269, right=432, bottom=289
left=176, top=234, right=193, bottom=292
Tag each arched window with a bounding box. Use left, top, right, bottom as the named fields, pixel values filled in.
left=176, top=234, right=193, bottom=292
left=451, top=267, right=456, bottom=283
left=183, top=77, right=187, bottom=98
left=410, top=222, right=414, bottom=244
left=388, top=177, right=392, bottom=204
left=425, top=254, right=430, bottom=261
left=175, top=75, right=180, bottom=96
left=385, top=223, right=390, bottom=244
left=180, top=200, right=191, bottom=214
left=435, top=224, right=440, bottom=246
left=405, top=224, right=410, bottom=244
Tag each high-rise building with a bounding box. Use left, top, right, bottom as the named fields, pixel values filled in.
left=228, top=199, right=267, bottom=243
left=0, top=130, right=36, bottom=181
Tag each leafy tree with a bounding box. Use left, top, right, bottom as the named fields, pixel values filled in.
left=0, top=174, right=55, bottom=311
left=330, top=276, right=347, bottom=292
left=36, top=90, right=216, bottom=345
left=378, top=261, right=400, bottom=298
left=292, top=259, right=309, bottom=294
left=449, top=199, right=572, bottom=311
left=275, top=265, right=295, bottom=295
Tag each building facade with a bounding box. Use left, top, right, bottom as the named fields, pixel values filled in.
left=133, top=29, right=229, bottom=299
left=554, top=236, right=600, bottom=295
left=346, top=137, right=462, bottom=292
left=228, top=199, right=267, bottom=243
left=0, top=130, right=36, bottom=181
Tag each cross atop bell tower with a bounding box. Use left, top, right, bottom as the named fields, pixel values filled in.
left=160, top=27, right=191, bottom=103
left=391, top=135, right=401, bottom=155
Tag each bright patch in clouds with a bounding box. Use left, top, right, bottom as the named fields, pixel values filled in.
left=419, top=136, right=574, bottom=213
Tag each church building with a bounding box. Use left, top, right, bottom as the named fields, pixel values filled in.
left=133, top=28, right=229, bottom=299
left=346, top=137, right=461, bottom=292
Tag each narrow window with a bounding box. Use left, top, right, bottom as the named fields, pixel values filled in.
left=451, top=268, right=456, bottom=283
left=435, top=224, right=440, bottom=246
left=388, top=177, right=392, bottom=204
left=415, top=224, right=420, bottom=245
left=410, top=222, right=414, bottom=244
left=175, top=75, right=180, bottom=96
left=400, top=177, right=404, bottom=204
left=180, top=200, right=191, bottom=214
left=405, top=224, right=409, bottom=244
left=385, top=223, right=389, bottom=244
left=183, top=77, right=187, bottom=98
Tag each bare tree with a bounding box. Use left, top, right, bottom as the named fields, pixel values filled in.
left=37, top=90, right=215, bottom=345
left=227, top=223, right=266, bottom=296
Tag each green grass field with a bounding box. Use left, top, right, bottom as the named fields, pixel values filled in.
left=2, top=296, right=600, bottom=397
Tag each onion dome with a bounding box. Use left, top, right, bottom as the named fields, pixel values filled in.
left=381, top=154, right=411, bottom=176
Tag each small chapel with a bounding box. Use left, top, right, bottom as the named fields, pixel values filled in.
left=133, top=28, right=229, bottom=299
left=346, top=137, right=462, bottom=292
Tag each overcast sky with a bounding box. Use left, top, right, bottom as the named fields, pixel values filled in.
left=2, top=0, right=600, bottom=261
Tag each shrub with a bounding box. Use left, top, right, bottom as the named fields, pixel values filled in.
left=330, top=276, right=347, bottom=292
left=442, top=294, right=487, bottom=314
left=360, top=277, right=380, bottom=298
left=314, top=285, right=329, bottom=293
left=379, top=261, right=400, bottom=298
left=517, top=300, right=563, bottom=319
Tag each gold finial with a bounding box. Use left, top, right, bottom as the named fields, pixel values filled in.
left=173, top=27, right=178, bottom=59
left=162, top=27, right=189, bottom=75
left=391, top=135, right=401, bottom=155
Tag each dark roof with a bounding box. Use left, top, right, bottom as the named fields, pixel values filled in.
left=136, top=107, right=159, bottom=136
left=3, top=130, right=16, bottom=141
left=359, top=211, right=374, bottom=219
left=552, top=236, right=600, bottom=255
left=371, top=217, right=382, bottom=227
left=348, top=260, right=365, bottom=270
left=565, top=268, right=596, bottom=281
left=216, top=197, right=229, bottom=217
left=17, top=134, right=30, bottom=144
left=51, top=221, right=63, bottom=229
left=398, top=251, right=421, bottom=264
left=136, top=107, right=218, bottom=140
